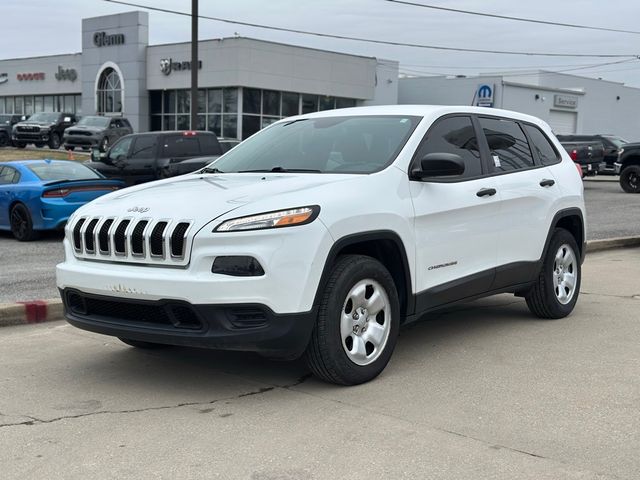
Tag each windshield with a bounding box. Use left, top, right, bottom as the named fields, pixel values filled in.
left=77, top=116, right=110, bottom=128
left=210, top=115, right=421, bottom=174
left=28, top=162, right=101, bottom=181
left=0, top=115, right=14, bottom=124
left=602, top=135, right=628, bottom=148
left=27, top=112, right=60, bottom=123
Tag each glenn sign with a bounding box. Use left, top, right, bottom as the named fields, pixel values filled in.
left=93, top=31, right=126, bottom=47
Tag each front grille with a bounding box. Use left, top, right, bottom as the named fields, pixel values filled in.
left=66, top=130, right=93, bottom=136
left=66, top=291, right=202, bottom=330
left=71, top=216, right=193, bottom=265
left=17, top=125, right=40, bottom=133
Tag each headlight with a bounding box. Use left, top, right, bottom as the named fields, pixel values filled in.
left=214, top=206, right=320, bottom=232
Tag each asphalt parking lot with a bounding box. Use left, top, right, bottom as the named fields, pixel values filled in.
left=0, top=176, right=638, bottom=303
left=1, top=247, right=639, bottom=479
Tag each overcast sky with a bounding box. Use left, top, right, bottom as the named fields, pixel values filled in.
left=2, top=0, right=640, bottom=86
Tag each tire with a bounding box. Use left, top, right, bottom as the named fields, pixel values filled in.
left=48, top=132, right=60, bottom=149
left=119, top=338, right=170, bottom=349
left=620, top=165, right=640, bottom=193
left=15, top=142, right=26, bottom=149
left=10, top=203, right=39, bottom=242
left=35, top=143, right=45, bottom=148
left=100, top=136, right=109, bottom=152
left=525, top=228, right=581, bottom=319
left=0, top=133, right=9, bottom=147
left=305, top=255, right=400, bottom=385
left=65, top=146, right=75, bottom=151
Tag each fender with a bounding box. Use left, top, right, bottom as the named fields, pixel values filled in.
left=541, top=207, right=586, bottom=264
left=312, top=230, right=415, bottom=316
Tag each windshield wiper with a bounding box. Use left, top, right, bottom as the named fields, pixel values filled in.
left=200, top=166, right=225, bottom=174
left=238, top=166, right=322, bottom=173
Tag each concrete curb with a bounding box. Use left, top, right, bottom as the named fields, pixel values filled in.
left=586, top=235, right=640, bottom=253
left=0, top=299, right=63, bottom=327
left=583, top=177, right=619, bottom=183
left=1, top=236, right=639, bottom=328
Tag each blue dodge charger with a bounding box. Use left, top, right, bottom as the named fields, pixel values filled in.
left=0, top=160, right=124, bottom=241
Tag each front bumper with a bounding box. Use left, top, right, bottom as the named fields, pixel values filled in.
left=13, top=132, right=49, bottom=143
left=614, top=162, right=622, bottom=175
left=64, top=135, right=100, bottom=148
left=61, top=288, right=317, bottom=356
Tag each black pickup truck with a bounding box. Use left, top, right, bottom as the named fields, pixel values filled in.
left=0, top=114, right=23, bottom=147
left=615, top=143, right=640, bottom=193
left=87, top=130, right=223, bottom=186
left=559, top=140, right=605, bottom=177
left=12, top=112, right=77, bottom=149
left=557, top=134, right=627, bottom=174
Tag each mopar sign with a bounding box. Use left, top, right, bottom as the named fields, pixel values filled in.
left=476, top=84, right=494, bottom=107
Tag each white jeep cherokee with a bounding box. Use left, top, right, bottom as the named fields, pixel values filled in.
left=57, top=106, right=586, bottom=385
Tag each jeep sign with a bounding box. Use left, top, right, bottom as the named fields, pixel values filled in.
left=55, top=66, right=78, bottom=82
left=93, top=31, right=126, bottom=47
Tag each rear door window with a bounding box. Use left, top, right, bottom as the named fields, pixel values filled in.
left=413, top=115, right=483, bottom=178
left=130, top=136, right=157, bottom=160
left=479, top=117, right=535, bottom=172
left=523, top=124, right=560, bottom=166
left=0, top=166, right=20, bottom=184
left=162, top=135, right=201, bottom=157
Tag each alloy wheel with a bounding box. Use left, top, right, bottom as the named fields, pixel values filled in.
left=553, top=244, right=577, bottom=305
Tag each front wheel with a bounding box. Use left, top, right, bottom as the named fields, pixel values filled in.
left=0, top=133, right=9, bottom=147
left=10, top=203, right=38, bottom=241
left=525, top=228, right=581, bottom=319
left=48, top=132, right=60, bottom=149
left=305, top=255, right=400, bottom=385
left=100, top=136, right=109, bottom=152
left=620, top=165, right=640, bottom=193
left=14, top=142, right=26, bottom=149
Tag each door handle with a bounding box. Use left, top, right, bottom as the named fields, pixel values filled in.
left=539, top=179, right=555, bottom=187
left=476, top=188, right=497, bottom=197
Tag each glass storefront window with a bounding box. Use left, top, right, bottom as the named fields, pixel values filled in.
left=0, top=98, right=4, bottom=114
left=163, top=115, right=176, bottom=130
left=5, top=97, right=14, bottom=114
left=197, top=115, right=206, bottom=130
left=43, top=96, right=53, bottom=112
left=262, top=90, right=280, bottom=116
left=63, top=95, right=74, bottom=113
left=223, top=115, right=237, bottom=138
left=24, top=96, right=33, bottom=115
left=336, top=97, right=357, bottom=109
left=302, top=94, right=318, bottom=114
left=150, top=91, right=162, bottom=115
left=150, top=115, right=162, bottom=131
left=197, top=89, right=206, bottom=114
left=207, top=89, right=222, bottom=113
left=14, top=97, right=23, bottom=114
left=177, top=114, right=190, bottom=130
left=74, top=95, right=82, bottom=115
left=282, top=92, right=299, bottom=117
left=319, top=96, right=335, bottom=111
left=224, top=88, right=238, bottom=113
left=164, top=90, right=176, bottom=114
left=243, top=88, right=261, bottom=114
left=262, top=116, right=279, bottom=128
left=242, top=115, right=260, bottom=139
left=207, top=114, right=221, bottom=137
left=34, top=96, right=43, bottom=113
left=177, top=90, right=190, bottom=114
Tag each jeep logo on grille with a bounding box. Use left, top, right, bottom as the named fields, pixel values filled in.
left=127, top=207, right=150, bottom=213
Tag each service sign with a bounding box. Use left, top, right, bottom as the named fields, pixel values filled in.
left=554, top=94, right=578, bottom=109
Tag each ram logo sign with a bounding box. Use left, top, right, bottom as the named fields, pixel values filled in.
left=476, top=84, right=494, bottom=107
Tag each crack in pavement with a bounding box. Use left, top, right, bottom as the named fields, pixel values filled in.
left=0, top=374, right=312, bottom=430
left=581, top=291, right=639, bottom=299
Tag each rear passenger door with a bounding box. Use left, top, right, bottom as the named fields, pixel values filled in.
left=477, top=117, right=562, bottom=284
left=127, top=136, right=158, bottom=182
left=410, top=115, right=501, bottom=308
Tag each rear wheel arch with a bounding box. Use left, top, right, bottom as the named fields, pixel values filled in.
left=542, top=209, right=585, bottom=263
left=313, top=231, right=414, bottom=318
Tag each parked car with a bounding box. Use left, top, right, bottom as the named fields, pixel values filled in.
left=557, top=134, right=628, bottom=174
left=86, top=130, right=223, bottom=186
left=57, top=106, right=586, bottom=385
left=63, top=116, right=133, bottom=152
left=0, top=160, right=123, bottom=241
left=12, top=112, right=77, bottom=149
left=558, top=140, right=605, bottom=177
left=0, top=114, right=25, bottom=147
left=614, top=142, right=640, bottom=193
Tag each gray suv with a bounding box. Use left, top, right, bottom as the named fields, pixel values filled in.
left=63, top=116, right=133, bottom=152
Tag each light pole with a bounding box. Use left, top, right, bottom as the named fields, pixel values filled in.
left=190, top=0, right=198, bottom=130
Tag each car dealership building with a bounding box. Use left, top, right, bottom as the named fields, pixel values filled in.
left=0, top=11, right=398, bottom=138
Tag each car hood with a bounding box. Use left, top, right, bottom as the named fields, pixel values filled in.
left=76, top=172, right=358, bottom=229
left=66, top=125, right=104, bottom=134
left=17, top=121, right=55, bottom=128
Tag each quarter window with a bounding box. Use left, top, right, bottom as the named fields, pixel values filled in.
left=523, top=124, right=560, bottom=166
left=479, top=117, right=534, bottom=172
left=0, top=166, right=20, bottom=184
left=414, top=116, right=483, bottom=178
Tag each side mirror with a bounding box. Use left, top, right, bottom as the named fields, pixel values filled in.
left=63, top=117, right=72, bottom=123
left=90, top=148, right=101, bottom=162
left=411, top=153, right=465, bottom=180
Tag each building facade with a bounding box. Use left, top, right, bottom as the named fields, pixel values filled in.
left=0, top=11, right=399, bottom=138
left=399, top=72, right=640, bottom=140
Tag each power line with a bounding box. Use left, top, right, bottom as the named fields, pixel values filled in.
left=385, top=0, right=640, bottom=36
left=102, top=0, right=639, bottom=58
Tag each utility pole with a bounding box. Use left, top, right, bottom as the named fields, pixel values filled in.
left=190, top=0, right=198, bottom=130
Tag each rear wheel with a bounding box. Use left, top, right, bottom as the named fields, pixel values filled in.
left=119, top=338, right=170, bottom=349
left=525, top=228, right=581, bottom=319
left=620, top=165, right=640, bottom=193
left=0, top=133, right=9, bottom=147
left=305, top=255, right=400, bottom=385
left=10, top=203, right=38, bottom=241
left=48, top=132, right=60, bottom=149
